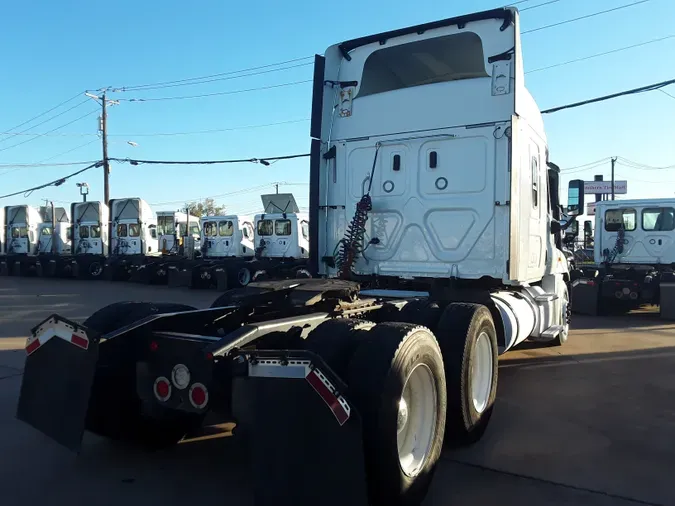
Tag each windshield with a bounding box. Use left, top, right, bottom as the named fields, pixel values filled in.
left=257, top=219, right=274, bottom=236
left=129, top=223, right=140, bottom=237
left=157, top=216, right=174, bottom=236
left=11, top=227, right=27, bottom=239
left=90, top=225, right=101, bottom=238
left=117, top=224, right=127, bottom=237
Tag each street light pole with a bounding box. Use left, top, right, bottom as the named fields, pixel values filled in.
left=611, top=156, right=617, bottom=201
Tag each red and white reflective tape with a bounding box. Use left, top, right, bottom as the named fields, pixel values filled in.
left=247, top=357, right=351, bottom=426
left=305, top=368, right=351, bottom=426
left=25, top=317, right=89, bottom=356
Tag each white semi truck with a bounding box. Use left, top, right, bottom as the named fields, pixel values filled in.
left=571, top=196, right=675, bottom=315
left=17, top=7, right=581, bottom=506
left=157, top=210, right=201, bottom=255
left=1, top=205, right=44, bottom=275
left=71, top=201, right=110, bottom=279
left=106, top=197, right=160, bottom=280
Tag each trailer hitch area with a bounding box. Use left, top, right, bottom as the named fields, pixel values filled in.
left=16, top=314, right=101, bottom=453
left=231, top=349, right=368, bottom=506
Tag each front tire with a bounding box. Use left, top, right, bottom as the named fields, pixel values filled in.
left=436, top=303, right=498, bottom=447
left=347, top=322, right=446, bottom=506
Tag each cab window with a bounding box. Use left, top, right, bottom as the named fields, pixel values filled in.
left=257, top=219, right=274, bottom=236
left=117, top=224, right=127, bottom=237
left=11, top=227, right=27, bottom=238
left=605, top=209, right=636, bottom=232
left=149, top=225, right=157, bottom=239
left=66, top=227, right=73, bottom=240
left=41, top=227, right=53, bottom=236
left=642, top=207, right=675, bottom=232
left=219, top=221, right=234, bottom=237
left=128, top=224, right=141, bottom=237
left=90, top=225, right=101, bottom=238
left=301, top=221, right=309, bottom=240
left=203, top=221, right=217, bottom=237
left=80, top=226, right=90, bottom=238
left=275, top=219, right=291, bottom=236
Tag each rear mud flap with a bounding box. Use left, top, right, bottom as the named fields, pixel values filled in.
left=16, top=315, right=100, bottom=453
left=231, top=353, right=369, bottom=506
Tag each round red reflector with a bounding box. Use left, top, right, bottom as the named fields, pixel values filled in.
left=149, top=341, right=159, bottom=352
left=205, top=352, right=214, bottom=361
left=189, top=382, right=209, bottom=409
left=154, top=377, right=171, bottom=402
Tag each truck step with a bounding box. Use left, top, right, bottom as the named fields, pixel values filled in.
left=541, top=325, right=564, bottom=339
left=535, top=293, right=559, bottom=303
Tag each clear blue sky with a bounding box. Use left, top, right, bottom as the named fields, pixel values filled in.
left=1, top=0, right=674, bottom=217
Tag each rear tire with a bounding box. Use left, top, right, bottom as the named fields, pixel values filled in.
left=392, top=299, right=442, bottom=329
left=347, top=322, right=446, bottom=506
left=302, top=319, right=374, bottom=377
left=435, top=303, right=498, bottom=447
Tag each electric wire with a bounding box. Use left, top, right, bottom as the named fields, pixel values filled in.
left=0, top=161, right=102, bottom=200
left=0, top=108, right=100, bottom=153
left=0, top=91, right=85, bottom=137
left=522, top=0, right=652, bottom=35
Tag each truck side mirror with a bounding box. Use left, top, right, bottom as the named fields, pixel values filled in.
left=567, top=221, right=579, bottom=237
left=567, top=179, right=584, bottom=216
left=584, top=220, right=592, bottom=237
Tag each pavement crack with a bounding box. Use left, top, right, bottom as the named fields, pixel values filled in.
left=444, top=458, right=665, bottom=506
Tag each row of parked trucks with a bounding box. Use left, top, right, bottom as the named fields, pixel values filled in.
left=0, top=193, right=309, bottom=288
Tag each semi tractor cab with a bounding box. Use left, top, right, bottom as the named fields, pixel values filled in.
left=572, top=196, right=675, bottom=315
left=201, top=215, right=254, bottom=259
left=71, top=201, right=110, bottom=279
left=157, top=211, right=201, bottom=255
left=107, top=198, right=159, bottom=280
left=17, top=8, right=582, bottom=506
left=1, top=205, right=43, bottom=275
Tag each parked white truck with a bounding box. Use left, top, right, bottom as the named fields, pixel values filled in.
left=1, top=205, right=43, bottom=275
left=571, top=196, right=675, bottom=315
left=71, top=201, right=110, bottom=279
left=106, top=197, right=160, bottom=280
left=17, top=7, right=581, bottom=506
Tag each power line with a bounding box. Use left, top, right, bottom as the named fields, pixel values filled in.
left=149, top=181, right=308, bottom=206
left=0, top=160, right=100, bottom=168
left=117, top=61, right=313, bottom=93
left=659, top=89, right=675, bottom=101
left=527, top=34, right=675, bottom=74
left=522, top=0, right=652, bottom=34
left=0, top=108, right=100, bottom=153
left=617, top=157, right=675, bottom=170
left=521, top=0, right=560, bottom=12
left=119, top=79, right=312, bottom=102
left=542, top=78, right=675, bottom=114
left=0, top=91, right=85, bottom=137
left=561, top=157, right=612, bottom=172
left=0, top=98, right=91, bottom=144
left=110, top=153, right=310, bottom=166
left=0, top=131, right=95, bottom=137
left=117, top=56, right=314, bottom=91
left=0, top=141, right=100, bottom=178
left=0, top=161, right=102, bottom=200
left=110, top=118, right=309, bottom=137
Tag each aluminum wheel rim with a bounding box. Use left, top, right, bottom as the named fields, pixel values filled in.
left=397, top=363, right=437, bottom=477
left=90, top=263, right=102, bottom=277
left=471, top=332, right=493, bottom=414
left=560, top=287, right=570, bottom=342
left=238, top=268, right=251, bottom=286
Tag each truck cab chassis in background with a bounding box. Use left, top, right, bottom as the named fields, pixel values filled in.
left=16, top=7, right=581, bottom=506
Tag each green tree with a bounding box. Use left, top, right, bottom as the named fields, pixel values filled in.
left=184, top=198, right=226, bottom=217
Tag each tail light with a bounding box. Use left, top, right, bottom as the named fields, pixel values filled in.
left=154, top=376, right=171, bottom=402
left=189, top=382, right=209, bottom=409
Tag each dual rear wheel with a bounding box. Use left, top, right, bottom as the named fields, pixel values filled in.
left=304, top=302, right=498, bottom=505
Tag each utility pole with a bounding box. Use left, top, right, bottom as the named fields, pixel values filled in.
left=610, top=156, right=617, bottom=201
left=101, top=91, right=110, bottom=207
left=85, top=91, right=116, bottom=207
left=275, top=183, right=279, bottom=194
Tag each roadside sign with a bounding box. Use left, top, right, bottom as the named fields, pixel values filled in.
left=584, top=181, right=627, bottom=195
